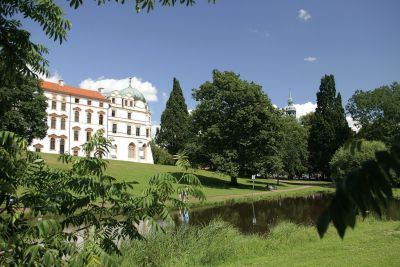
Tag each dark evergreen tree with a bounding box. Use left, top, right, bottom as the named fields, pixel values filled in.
left=156, top=78, right=190, bottom=154
left=308, top=75, right=350, bottom=178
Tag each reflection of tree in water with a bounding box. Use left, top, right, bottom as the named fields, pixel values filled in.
left=177, top=195, right=400, bottom=234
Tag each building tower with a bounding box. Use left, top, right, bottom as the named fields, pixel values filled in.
left=284, top=90, right=296, bottom=117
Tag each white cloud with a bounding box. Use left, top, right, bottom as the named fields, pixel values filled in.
left=248, top=28, right=270, bottom=37
left=37, top=71, right=63, bottom=83
left=293, top=102, right=317, bottom=118
left=304, top=57, right=317, bottom=62
left=346, top=116, right=361, bottom=132
left=161, top=92, right=168, bottom=102
left=294, top=102, right=360, bottom=131
left=298, top=9, right=311, bottom=21
left=79, top=76, right=158, bottom=102
left=151, top=124, right=160, bottom=139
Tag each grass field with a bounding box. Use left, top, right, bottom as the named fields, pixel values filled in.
left=39, top=153, right=333, bottom=207
left=115, top=218, right=400, bottom=267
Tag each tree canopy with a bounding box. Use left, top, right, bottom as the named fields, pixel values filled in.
left=156, top=78, right=190, bottom=155
left=0, top=71, right=48, bottom=144
left=190, top=70, right=282, bottom=185
left=308, top=75, right=350, bottom=178
left=346, top=82, right=400, bottom=146
left=280, top=116, right=309, bottom=179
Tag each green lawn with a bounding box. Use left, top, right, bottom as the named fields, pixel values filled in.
left=39, top=153, right=333, bottom=206
left=116, top=218, right=400, bottom=267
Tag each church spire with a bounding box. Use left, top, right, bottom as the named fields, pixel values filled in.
left=128, top=77, right=132, bottom=87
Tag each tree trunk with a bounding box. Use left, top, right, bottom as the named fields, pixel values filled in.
left=230, top=175, right=238, bottom=186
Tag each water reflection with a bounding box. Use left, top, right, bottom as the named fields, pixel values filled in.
left=174, top=194, right=400, bottom=235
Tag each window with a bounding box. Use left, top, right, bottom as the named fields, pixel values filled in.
left=87, top=100, right=92, bottom=105
left=128, top=112, right=131, bottom=119
left=86, top=112, right=92, bottom=124
left=75, top=98, right=80, bottom=103
left=61, top=118, right=66, bottom=130
left=112, top=98, right=115, bottom=104
left=128, top=143, right=136, bottom=159
left=99, top=102, right=103, bottom=107
left=61, top=102, right=66, bottom=111
left=74, top=111, right=79, bottom=122
left=86, top=131, right=91, bottom=141
left=112, top=124, right=117, bottom=134
left=136, top=127, right=140, bottom=136
left=50, top=117, right=56, bottom=129
left=124, top=100, right=128, bottom=106
left=129, top=101, right=133, bottom=107
left=51, top=101, right=57, bottom=110
left=60, top=139, right=65, bottom=154
left=50, top=138, right=55, bottom=150
left=73, top=150, right=78, bottom=156
left=127, top=126, right=131, bottom=135
left=35, top=147, right=41, bottom=153
left=74, top=130, right=79, bottom=141
left=99, top=114, right=104, bottom=125
left=146, top=128, right=150, bottom=138
left=111, top=110, right=116, bottom=117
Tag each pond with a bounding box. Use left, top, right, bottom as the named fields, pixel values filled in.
left=174, top=194, right=400, bottom=235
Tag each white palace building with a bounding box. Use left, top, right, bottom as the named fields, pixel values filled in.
left=29, top=79, right=154, bottom=164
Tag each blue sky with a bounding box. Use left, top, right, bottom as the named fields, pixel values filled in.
left=26, top=0, right=400, bottom=123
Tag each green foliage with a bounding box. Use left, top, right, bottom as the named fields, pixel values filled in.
left=114, top=218, right=400, bottom=267
left=0, top=0, right=71, bottom=77
left=280, top=116, right=309, bottom=178
left=156, top=78, right=190, bottom=154
left=190, top=70, right=282, bottom=185
left=0, top=72, right=48, bottom=143
left=330, top=140, right=387, bottom=180
left=150, top=143, right=174, bottom=165
left=0, top=130, right=204, bottom=266
left=308, top=75, right=350, bottom=178
left=317, top=141, right=400, bottom=238
left=347, top=82, right=400, bottom=146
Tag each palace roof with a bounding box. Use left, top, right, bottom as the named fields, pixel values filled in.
left=41, top=81, right=107, bottom=101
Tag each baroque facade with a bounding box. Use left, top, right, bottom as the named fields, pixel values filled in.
left=29, top=79, right=154, bottom=164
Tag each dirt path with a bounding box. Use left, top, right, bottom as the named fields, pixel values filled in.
left=204, top=185, right=312, bottom=202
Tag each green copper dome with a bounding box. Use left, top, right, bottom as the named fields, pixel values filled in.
left=119, top=86, right=146, bottom=102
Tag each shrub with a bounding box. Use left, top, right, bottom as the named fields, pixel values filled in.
left=330, top=140, right=387, bottom=180
left=150, top=142, right=174, bottom=165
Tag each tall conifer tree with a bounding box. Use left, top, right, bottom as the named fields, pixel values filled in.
left=156, top=78, right=190, bottom=154
left=308, top=75, right=350, bottom=178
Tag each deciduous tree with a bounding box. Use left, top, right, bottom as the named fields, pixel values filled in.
left=191, top=70, right=282, bottom=185
left=346, top=82, right=400, bottom=146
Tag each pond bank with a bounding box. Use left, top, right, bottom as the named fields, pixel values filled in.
left=115, top=218, right=400, bottom=267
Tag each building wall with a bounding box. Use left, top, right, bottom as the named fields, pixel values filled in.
left=29, top=87, right=154, bottom=164
left=106, top=92, right=153, bottom=163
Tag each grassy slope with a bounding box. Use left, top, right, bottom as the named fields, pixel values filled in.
left=40, top=153, right=332, bottom=206
left=116, top=218, right=400, bottom=267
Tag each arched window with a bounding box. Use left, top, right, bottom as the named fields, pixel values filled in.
left=74, top=111, right=79, bottom=122
left=86, top=112, right=92, bottom=124
left=128, top=143, right=136, bottom=159
left=60, top=139, right=65, bottom=154
left=142, top=143, right=147, bottom=160
left=50, top=117, right=56, bottom=129
left=61, top=118, right=66, bottom=130
left=50, top=138, right=55, bottom=150
left=99, top=114, right=104, bottom=125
